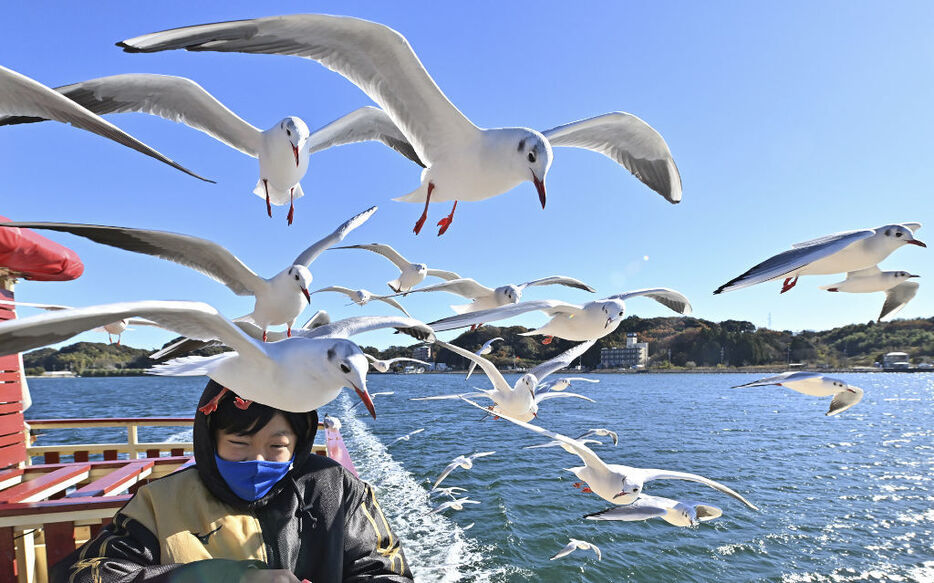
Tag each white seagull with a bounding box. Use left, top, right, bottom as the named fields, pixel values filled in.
left=576, top=428, right=619, bottom=446
left=819, top=267, right=920, bottom=322
left=714, top=223, right=925, bottom=294
left=0, top=73, right=421, bottom=224
left=524, top=438, right=603, bottom=450
left=429, top=485, right=466, bottom=499
left=390, top=427, right=425, bottom=445
left=427, top=497, right=481, bottom=516
left=348, top=391, right=394, bottom=412
left=420, top=340, right=597, bottom=422
left=732, top=372, right=864, bottom=416
left=312, top=286, right=410, bottom=316
left=0, top=207, right=375, bottom=340
left=432, top=452, right=495, bottom=489
left=0, top=299, right=161, bottom=345
left=365, top=354, right=431, bottom=373
left=461, top=398, right=757, bottom=510
left=585, top=494, right=722, bottom=527
left=466, top=337, right=503, bottom=380
left=429, top=288, right=692, bottom=344
left=0, top=301, right=425, bottom=416
left=0, top=65, right=208, bottom=182
left=538, top=377, right=600, bottom=393
left=322, top=415, right=342, bottom=431
left=550, top=539, right=601, bottom=561
left=118, top=14, right=682, bottom=235
left=333, top=243, right=460, bottom=292
left=383, top=276, right=595, bottom=317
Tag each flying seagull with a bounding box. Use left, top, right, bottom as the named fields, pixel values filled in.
left=732, top=372, right=864, bottom=416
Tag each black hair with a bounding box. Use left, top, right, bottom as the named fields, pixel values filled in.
left=206, top=383, right=312, bottom=443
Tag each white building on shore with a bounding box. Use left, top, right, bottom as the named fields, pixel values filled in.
left=600, top=333, right=648, bottom=369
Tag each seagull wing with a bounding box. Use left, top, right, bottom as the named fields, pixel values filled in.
left=426, top=269, right=461, bottom=281
left=386, top=279, right=495, bottom=300
left=429, top=300, right=572, bottom=332
left=731, top=371, right=820, bottom=388
left=0, top=222, right=264, bottom=296
left=374, top=296, right=411, bottom=317
left=460, top=397, right=610, bottom=473
left=432, top=460, right=462, bottom=489
left=529, top=340, right=597, bottom=383
left=384, top=357, right=431, bottom=367
left=517, top=276, right=596, bottom=293
left=608, top=288, right=692, bottom=315
left=299, top=315, right=434, bottom=342
left=301, top=310, right=331, bottom=330
left=292, top=206, right=377, bottom=266
left=0, top=300, right=73, bottom=311
left=715, top=230, right=875, bottom=294
left=306, top=106, right=424, bottom=167
left=410, top=391, right=491, bottom=402
left=0, top=65, right=210, bottom=182
left=900, top=222, right=922, bottom=233
left=584, top=499, right=669, bottom=522
left=0, top=301, right=266, bottom=363
left=535, top=392, right=595, bottom=404
left=332, top=243, right=410, bottom=270
left=312, top=286, right=355, bottom=299
left=827, top=387, right=863, bottom=416
left=0, top=73, right=263, bottom=156
left=119, top=14, right=480, bottom=166
left=550, top=542, right=579, bottom=560
left=879, top=281, right=919, bottom=321
left=435, top=340, right=509, bottom=392
left=637, top=468, right=758, bottom=510
left=543, top=112, right=681, bottom=203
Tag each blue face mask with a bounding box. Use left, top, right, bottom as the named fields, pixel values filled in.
left=214, top=454, right=293, bottom=501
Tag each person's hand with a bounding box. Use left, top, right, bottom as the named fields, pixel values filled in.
left=240, top=568, right=301, bottom=583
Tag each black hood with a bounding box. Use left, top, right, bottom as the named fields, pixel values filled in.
left=193, top=380, right=319, bottom=510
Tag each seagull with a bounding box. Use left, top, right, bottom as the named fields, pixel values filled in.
left=419, top=339, right=597, bottom=422
left=819, top=267, right=920, bottom=321
left=576, top=428, right=619, bottom=446
left=118, top=14, right=682, bottom=235
left=0, top=65, right=208, bottom=182
left=0, top=206, right=375, bottom=340
left=432, top=452, right=495, bottom=489
left=390, top=427, right=425, bottom=445
left=365, top=354, right=431, bottom=373
left=461, top=398, right=757, bottom=510
left=349, top=391, right=394, bottom=412
left=383, top=276, right=595, bottom=317
left=539, top=377, right=600, bottom=392
left=550, top=539, right=601, bottom=561
left=429, top=485, right=467, bottom=498
left=714, top=223, right=925, bottom=294
left=524, top=438, right=603, bottom=450
left=427, top=497, right=481, bottom=516
left=322, top=415, right=342, bottom=431
left=332, top=243, right=459, bottom=293
left=0, top=299, right=161, bottom=345
left=732, top=372, right=864, bottom=416
left=466, top=337, right=503, bottom=380
left=0, top=73, right=421, bottom=224
left=0, top=301, right=425, bottom=416
left=429, top=288, right=692, bottom=344
left=585, top=494, right=722, bottom=527
left=312, top=286, right=410, bottom=316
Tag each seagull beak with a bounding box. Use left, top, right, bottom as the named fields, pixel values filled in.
left=531, top=171, right=546, bottom=209
left=302, top=288, right=311, bottom=303
left=612, top=490, right=629, bottom=500
left=909, top=274, right=921, bottom=278
left=352, top=383, right=376, bottom=419
left=908, top=239, right=927, bottom=247
left=605, top=317, right=613, bottom=329
left=292, top=145, right=300, bottom=167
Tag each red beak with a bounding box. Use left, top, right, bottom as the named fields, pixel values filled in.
left=908, top=239, right=927, bottom=247
left=531, top=172, right=546, bottom=209
left=292, top=145, right=300, bottom=167
left=302, top=288, right=311, bottom=303
left=353, top=384, right=376, bottom=419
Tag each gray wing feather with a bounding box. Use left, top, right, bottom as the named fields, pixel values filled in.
left=429, top=300, right=571, bottom=332
left=543, top=112, right=681, bottom=203
left=299, top=315, right=434, bottom=342
left=386, top=279, right=494, bottom=300
left=306, top=106, right=424, bottom=167
left=0, top=222, right=263, bottom=296
left=608, top=288, right=692, bottom=315
left=879, top=281, right=919, bottom=321
left=332, top=243, right=410, bottom=270
left=0, top=65, right=211, bottom=182
left=529, top=340, right=597, bottom=382
left=426, top=269, right=461, bottom=281
left=293, top=206, right=377, bottom=266
left=519, top=275, right=596, bottom=293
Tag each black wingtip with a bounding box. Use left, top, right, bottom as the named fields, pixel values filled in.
left=116, top=40, right=141, bottom=53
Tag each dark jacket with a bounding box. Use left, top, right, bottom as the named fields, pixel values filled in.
left=52, top=381, right=413, bottom=582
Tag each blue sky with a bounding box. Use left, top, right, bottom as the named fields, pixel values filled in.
left=2, top=2, right=931, bottom=351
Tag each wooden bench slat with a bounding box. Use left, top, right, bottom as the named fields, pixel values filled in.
left=0, top=469, right=23, bottom=491
left=0, top=442, right=26, bottom=470
left=0, top=403, right=22, bottom=415
left=68, top=460, right=155, bottom=498
left=0, top=464, right=90, bottom=504
left=0, top=384, right=22, bottom=402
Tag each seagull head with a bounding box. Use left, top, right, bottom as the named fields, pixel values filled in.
left=893, top=270, right=921, bottom=282
left=494, top=284, right=522, bottom=305
left=502, top=129, right=552, bottom=209
left=879, top=224, right=926, bottom=248
left=613, top=476, right=641, bottom=502
left=326, top=341, right=374, bottom=418
left=279, top=116, right=310, bottom=167
left=286, top=265, right=313, bottom=302
left=598, top=299, right=626, bottom=330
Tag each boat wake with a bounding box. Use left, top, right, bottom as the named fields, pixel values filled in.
left=336, top=393, right=521, bottom=582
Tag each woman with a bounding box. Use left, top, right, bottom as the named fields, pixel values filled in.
left=53, top=380, right=413, bottom=582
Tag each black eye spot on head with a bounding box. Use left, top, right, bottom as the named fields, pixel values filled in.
left=340, top=363, right=351, bottom=373
left=327, top=347, right=336, bottom=360
left=885, top=229, right=892, bottom=236
left=517, top=138, right=526, bottom=152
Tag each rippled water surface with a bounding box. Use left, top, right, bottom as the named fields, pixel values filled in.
left=27, top=372, right=934, bottom=582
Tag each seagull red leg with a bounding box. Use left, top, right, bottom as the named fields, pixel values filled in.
left=198, top=387, right=229, bottom=416
left=541, top=336, right=554, bottom=345
left=286, top=187, right=295, bottom=225
left=234, top=397, right=252, bottom=410
left=287, top=327, right=292, bottom=338
left=263, top=179, right=272, bottom=218
left=413, top=182, right=434, bottom=235
left=262, top=330, right=268, bottom=342
left=436, top=200, right=458, bottom=236
left=780, top=276, right=799, bottom=294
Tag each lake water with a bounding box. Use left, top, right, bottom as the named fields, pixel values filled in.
left=25, top=372, right=934, bottom=582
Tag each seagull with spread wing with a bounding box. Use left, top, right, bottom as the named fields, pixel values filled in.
left=432, top=452, right=495, bottom=490
left=0, top=299, right=161, bottom=345
left=118, top=13, right=681, bottom=235
left=819, top=267, right=920, bottom=322
left=733, top=372, right=864, bottom=416
left=585, top=494, right=723, bottom=528
left=312, top=286, right=410, bottom=317
left=333, top=243, right=459, bottom=293
left=365, top=355, right=431, bottom=373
